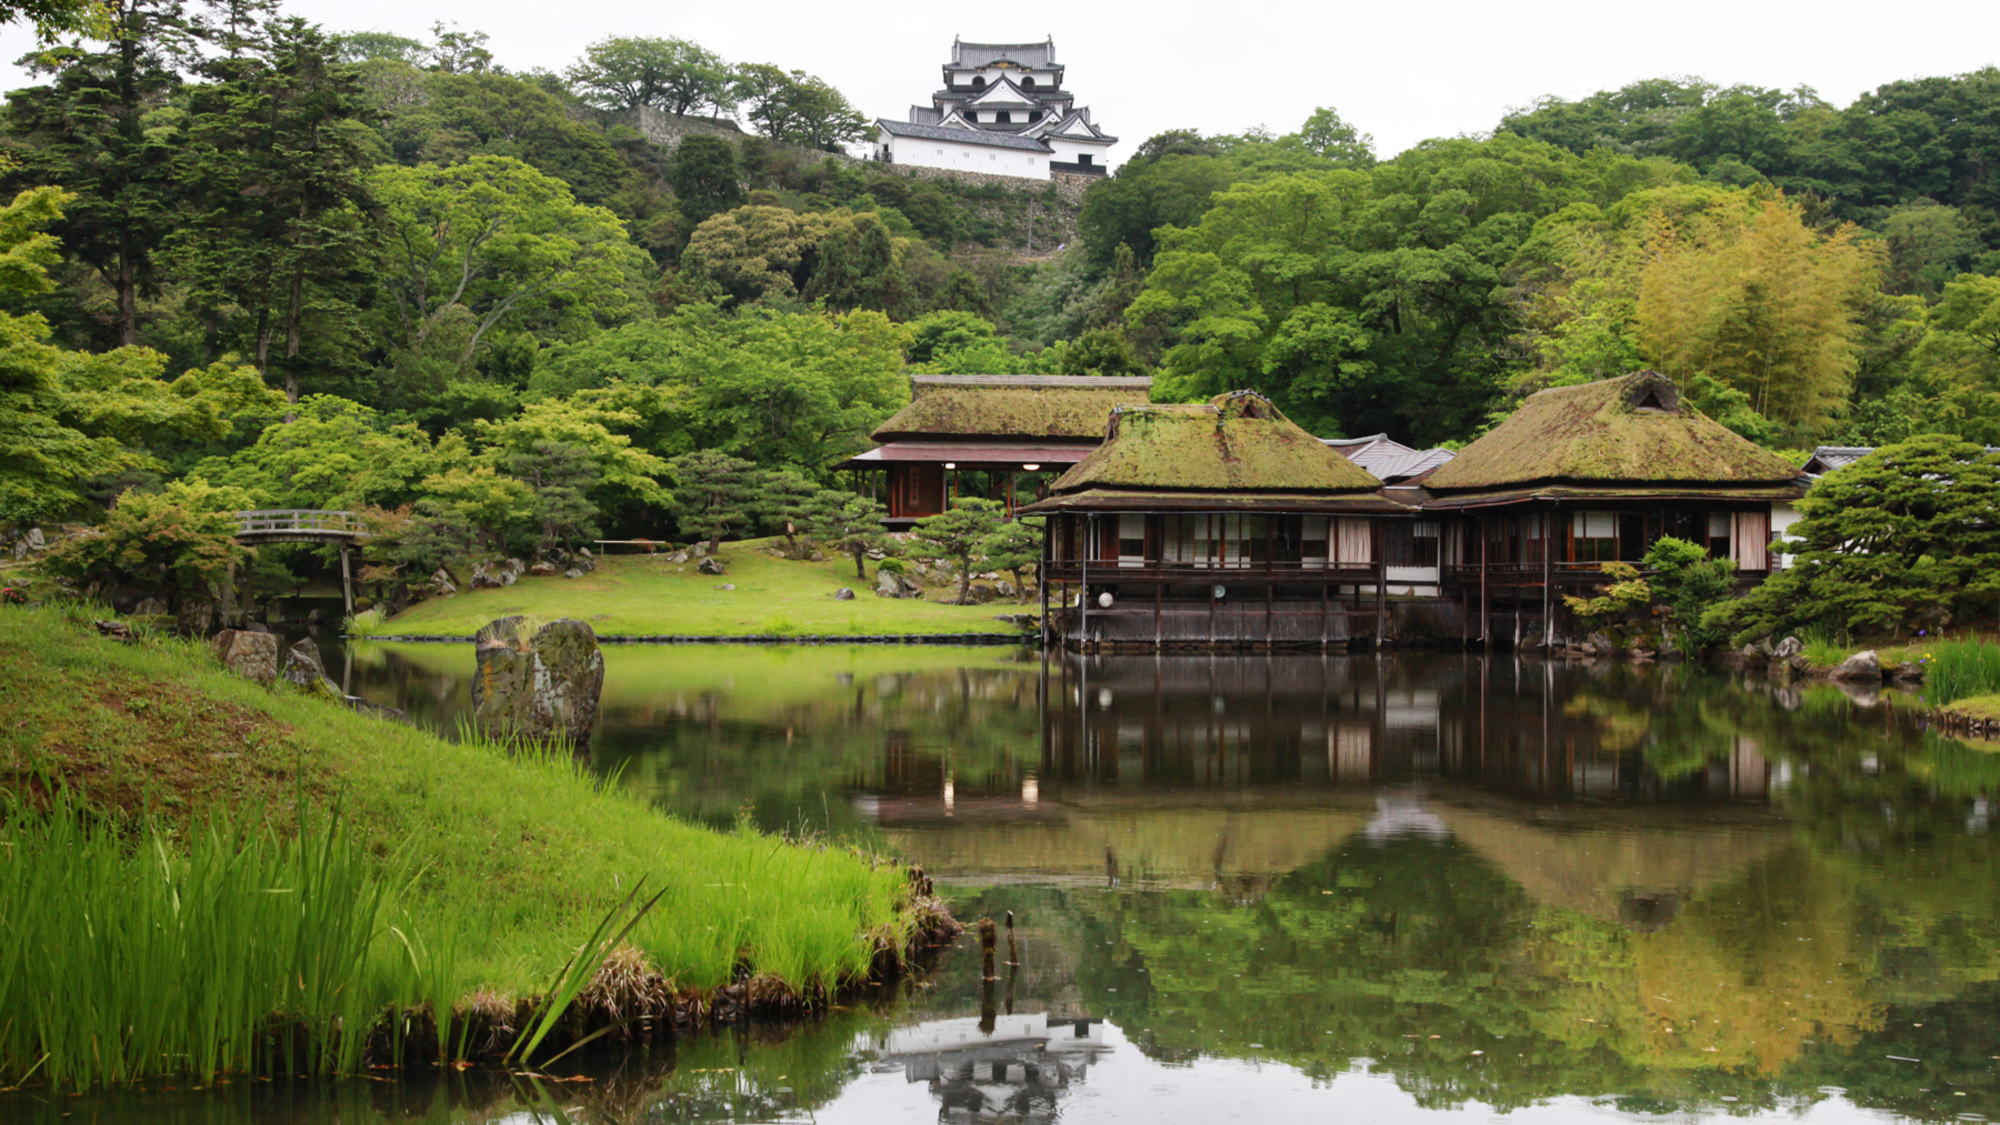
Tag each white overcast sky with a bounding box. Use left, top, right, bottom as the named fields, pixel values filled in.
left=5, top=0, right=1999, bottom=164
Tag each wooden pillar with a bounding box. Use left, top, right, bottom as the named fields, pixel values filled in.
left=1079, top=514, right=1091, bottom=653
left=339, top=544, right=355, bottom=621
left=1478, top=516, right=1489, bottom=646
left=1320, top=576, right=1330, bottom=653
left=1154, top=581, right=1163, bottom=650
left=1542, top=506, right=1555, bottom=648
left=1373, top=521, right=1387, bottom=647
left=1039, top=520, right=1053, bottom=649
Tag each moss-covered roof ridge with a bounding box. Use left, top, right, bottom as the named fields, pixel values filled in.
left=871, top=374, right=1154, bottom=442
left=1421, top=371, right=1805, bottom=493
left=1045, top=390, right=1385, bottom=496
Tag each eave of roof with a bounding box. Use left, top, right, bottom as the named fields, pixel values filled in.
left=1418, top=481, right=1810, bottom=510
left=1019, top=489, right=1417, bottom=515
left=876, top=118, right=1053, bottom=152
left=835, top=441, right=1099, bottom=469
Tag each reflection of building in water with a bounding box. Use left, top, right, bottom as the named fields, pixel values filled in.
left=860, top=1014, right=1110, bottom=1124
left=1034, top=653, right=1774, bottom=804
left=870, top=654, right=1789, bottom=902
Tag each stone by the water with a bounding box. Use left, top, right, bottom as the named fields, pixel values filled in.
left=280, top=637, right=342, bottom=699
left=212, top=629, right=279, bottom=685
left=471, top=616, right=604, bottom=745
left=1831, top=649, right=1883, bottom=682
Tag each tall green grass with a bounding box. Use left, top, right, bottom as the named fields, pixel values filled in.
left=1924, top=639, right=2000, bottom=705
left=0, top=801, right=452, bottom=1090
left=0, top=604, right=928, bottom=1092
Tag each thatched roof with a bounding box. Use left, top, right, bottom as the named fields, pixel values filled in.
left=870, top=375, right=1153, bottom=442
left=1421, top=372, right=1805, bottom=493
left=1041, top=391, right=1384, bottom=497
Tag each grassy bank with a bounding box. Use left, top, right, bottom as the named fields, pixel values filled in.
left=359, top=540, right=1025, bottom=638
left=0, top=603, right=951, bottom=1089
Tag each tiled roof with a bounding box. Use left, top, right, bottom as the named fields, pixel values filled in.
left=951, top=39, right=1055, bottom=68
left=876, top=118, right=1053, bottom=152
left=1802, top=444, right=2000, bottom=475
left=1323, top=434, right=1456, bottom=482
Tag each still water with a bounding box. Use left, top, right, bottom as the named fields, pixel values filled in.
left=36, top=644, right=2000, bottom=1123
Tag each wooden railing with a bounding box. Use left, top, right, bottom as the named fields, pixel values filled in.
left=235, top=509, right=368, bottom=540
left=1044, top=559, right=1380, bottom=583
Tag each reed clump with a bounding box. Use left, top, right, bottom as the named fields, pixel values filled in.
left=0, top=604, right=956, bottom=1091
left=0, top=801, right=447, bottom=1090
left=1923, top=639, right=2000, bottom=706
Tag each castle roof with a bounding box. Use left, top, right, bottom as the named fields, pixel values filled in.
left=951, top=38, right=1056, bottom=69
left=876, top=118, right=1053, bottom=152
left=1420, top=371, right=1806, bottom=497
left=870, top=375, right=1153, bottom=442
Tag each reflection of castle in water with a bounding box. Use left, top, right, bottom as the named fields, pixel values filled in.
left=869, top=654, right=1792, bottom=918
left=859, top=1014, right=1110, bottom=1124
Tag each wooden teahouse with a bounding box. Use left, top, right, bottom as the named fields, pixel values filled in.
left=838, top=374, right=1153, bottom=526
left=1415, top=371, right=1810, bottom=644
left=1021, top=391, right=1409, bottom=651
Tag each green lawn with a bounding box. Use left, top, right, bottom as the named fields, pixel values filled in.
left=0, top=602, right=927, bottom=1011
left=1946, top=694, right=2000, bottom=724
left=364, top=539, right=1028, bottom=638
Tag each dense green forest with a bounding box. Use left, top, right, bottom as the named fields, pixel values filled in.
left=5, top=0, right=2000, bottom=607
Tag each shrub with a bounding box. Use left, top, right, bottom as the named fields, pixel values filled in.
left=1642, top=536, right=1736, bottom=652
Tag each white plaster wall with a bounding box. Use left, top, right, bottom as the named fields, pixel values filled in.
left=882, top=131, right=1047, bottom=178
left=1047, top=135, right=1113, bottom=168
left=1771, top=501, right=1803, bottom=569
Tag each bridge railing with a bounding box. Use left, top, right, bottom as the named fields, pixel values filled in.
left=236, top=509, right=368, bottom=537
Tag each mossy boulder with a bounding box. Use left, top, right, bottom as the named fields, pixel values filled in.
left=472, top=616, right=604, bottom=746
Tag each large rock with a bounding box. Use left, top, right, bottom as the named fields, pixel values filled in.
left=212, top=629, right=279, bottom=685
left=697, top=556, right=727, bottom=576
left=874, top=569, right=918, bottom=599
left=833, top=587, right=855, bottom=601
left=177, top=599, right=215, bottom=637
left=1831, top=649, right=1883, bottom=682
left=280, top=637, right=342, bottom=699
left=1772, top=635, right=1804, bottom=661
left=528, top=561, right=560, bottom=577
left=470, top=558, right=525, bottom=590
left=472, top=616, right=605, bottom=746
left=429, top=568, right=459, bottom=597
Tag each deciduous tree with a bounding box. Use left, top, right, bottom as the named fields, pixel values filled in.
left=566, top=36, right=730, bottom=116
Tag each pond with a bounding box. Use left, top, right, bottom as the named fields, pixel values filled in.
left=33, top=643, right=2000, bottom=1123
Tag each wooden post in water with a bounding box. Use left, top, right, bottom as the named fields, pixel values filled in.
left=1542, top=507, right=1555, bottom=648
left=1005, top=910, right=1019, bottom=966
left=978, top=916, right=998, bottom=981
left=1478, top=517, right=1489, bottom=646
left=1079, top=515, right=1091, bottom=653
left=1039, top=524, right=1052, bottom=649
left=338, top=544, right=355, bottom=620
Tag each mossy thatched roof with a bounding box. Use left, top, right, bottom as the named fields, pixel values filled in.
left=1421, top=371, right=1805, bottom=493
left=871, top=375, right=1153, bottom=441
left=1046, top=391, right=1384, bottom=496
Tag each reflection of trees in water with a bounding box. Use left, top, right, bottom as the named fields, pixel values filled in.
left=991, top=819, right=2000, bottom=1120
left=332, top=645, right=2000, bottom=1122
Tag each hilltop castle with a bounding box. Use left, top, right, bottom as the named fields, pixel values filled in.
left=873, top=37, right=1117, bottom=180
